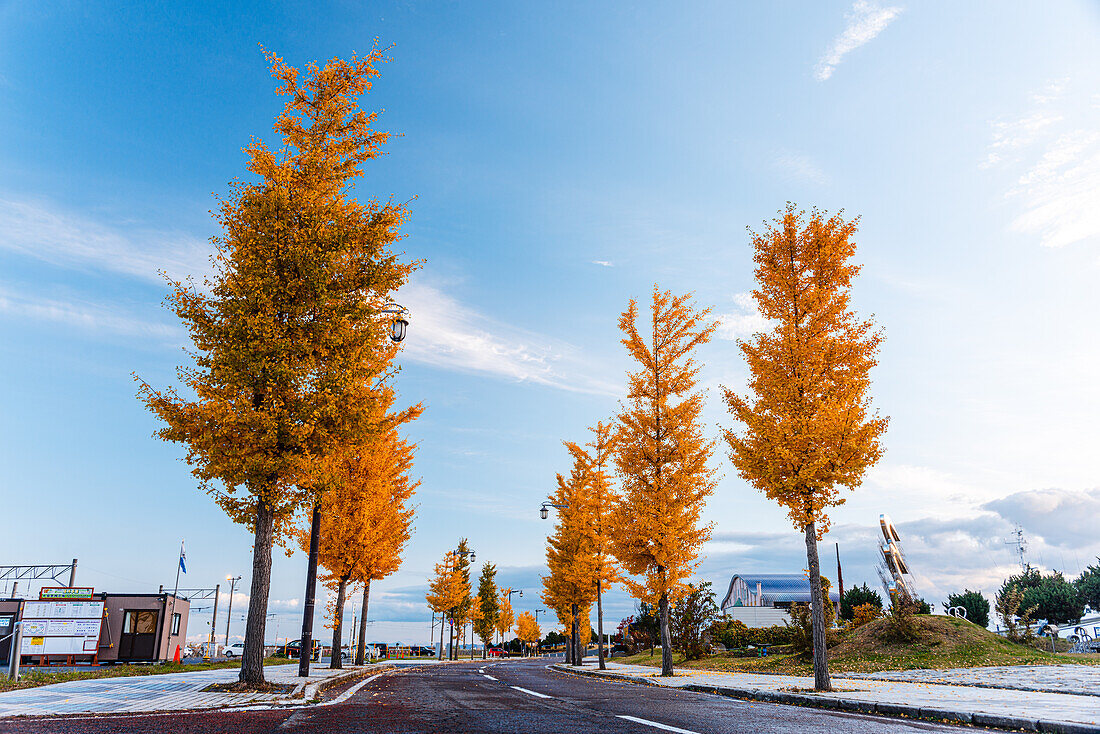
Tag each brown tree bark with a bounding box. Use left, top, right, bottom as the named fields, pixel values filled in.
left=330, top=577, right=347, bottom=669
left=805, top=521, right=832, bottom=691
left=354, top=580, right=371, bottom=665
left=239, top=498, right=274, bottom=685
left=596, top=579, right=606, bottom=670
left=570, top=604, right=581, bottom=666
left=658, top=590, right=673, bottom=677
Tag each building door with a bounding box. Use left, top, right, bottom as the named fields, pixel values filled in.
left=0, top=614, right=13, bottom=666
left=118, top=610, right=159, bottom=661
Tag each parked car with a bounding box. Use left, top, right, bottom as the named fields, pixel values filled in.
left=224, top=643, right=245, bottom=658
left=283, top=639, right=321, bottom=660
left=487, top=647, right=505, bottom=658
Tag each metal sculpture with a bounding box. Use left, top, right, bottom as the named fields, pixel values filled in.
left=876, top=514, right=916, bottom=600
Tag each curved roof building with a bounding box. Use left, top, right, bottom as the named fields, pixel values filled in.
left=720, top=573, right=841, bottom=611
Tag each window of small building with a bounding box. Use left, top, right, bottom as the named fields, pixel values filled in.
left=171, top=613, right=181, bottom=635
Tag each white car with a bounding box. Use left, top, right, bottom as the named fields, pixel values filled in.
left=224, top=643, right=245, bottom=658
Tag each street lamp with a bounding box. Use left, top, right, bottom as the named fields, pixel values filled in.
left=379, top=302, right=410, bottom=344
left=539, top=501, right=569, bottom=520
left=224, top=575, right=241, bottom=648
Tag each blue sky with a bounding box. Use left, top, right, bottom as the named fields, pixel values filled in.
left=2, top=1, right=1099, bottom=644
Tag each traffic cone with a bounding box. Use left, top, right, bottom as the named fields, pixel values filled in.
left=173, top=645, right=181, bottom=663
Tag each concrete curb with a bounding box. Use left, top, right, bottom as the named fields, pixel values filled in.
left=549, top=664, right=1100, bottom=734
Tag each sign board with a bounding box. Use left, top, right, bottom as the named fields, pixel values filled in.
left=39, top=587, right=95, bottom=600
left=20, top=600, right=104, bottom=657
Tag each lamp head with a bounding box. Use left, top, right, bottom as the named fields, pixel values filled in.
left=540, top=506, right=549, bottom=520
left=390, top=315, right=408, bottom=343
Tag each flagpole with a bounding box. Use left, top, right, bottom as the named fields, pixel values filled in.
left=168, top=539, right=183, bottom=661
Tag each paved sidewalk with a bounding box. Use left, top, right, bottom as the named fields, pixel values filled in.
left=837, top=664, right=1100, bottom=696
left=555, top=661, right=1100, bottom=733
left=0, top=661, right=427, bottom=718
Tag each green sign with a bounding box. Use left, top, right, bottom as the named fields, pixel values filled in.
left=39, top=587, right=94, bottom=600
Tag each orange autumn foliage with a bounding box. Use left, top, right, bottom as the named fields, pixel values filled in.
left=609, top=286, right=718, bottom=676
left=136, top=48, right=418, bottom=685
left=722, top=205, right=888, bottom=691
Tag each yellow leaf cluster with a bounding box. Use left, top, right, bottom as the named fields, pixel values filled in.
left=722, top=206, right=888, bottom=536
left=608, top=286, right=718, bottom=605
left=515, top=611, right=540, bottom=646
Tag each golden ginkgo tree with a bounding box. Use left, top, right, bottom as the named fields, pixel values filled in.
left=609, top=286, right=718, bottom=677
left=515, top=612, right=541, bottom=656
left=563, top=421, right=619, bottom=670
left=542, top=456, right=599, bottom=666
left=723, top=205, right=888, bottom=692
left=299, top=388, right=420, bottom=669
left=137, top=49, right=417, bottom=685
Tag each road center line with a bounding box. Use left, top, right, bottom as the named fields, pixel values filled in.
left=616, top=715, right=701, bottom=734
left=510, top=685, right=552, bottom=699
left=323, top=673, right=385, bottom=706
left=483, top=674, right=497, bottom=680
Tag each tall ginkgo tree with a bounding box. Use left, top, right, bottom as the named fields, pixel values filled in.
left=564, top=421, right=619, bottom=670
left=610, top=286, right=718, bottom=677
left=136, top=50, right=417, bottom=685
left=425, top=553, right=464, bottom=661
left=473, top=563, right=500, bottom=658
left=300, top=390, right=420, bottom=669
left=723, top=206, right=888, bottom=692
left=495, top=588, right=515, bottom=646
left=515, top=612, right=541, bottom=656
left=542, top=458, right=599, bottom=666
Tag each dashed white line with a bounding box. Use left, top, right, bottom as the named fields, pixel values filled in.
left=509, top=685, right=552, bottom=699
left=482, top=674, right=497, bottom=680
left=616, top=715, right=701, bottom=734
left=323, top=673, right=385, bottom=706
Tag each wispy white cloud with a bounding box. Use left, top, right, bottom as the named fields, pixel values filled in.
left=0, top=285, right=182, bottom=343
left=985, top=79, right=1100, bottom=248
left=397, top=281, right=618, bottom=395
left=0, top=198, right=212, bottom=282
left=714, top=292, right=770, bottom=341
left=774, top=151, right=829, bottom=185
left=592, top=260, right=614, bottom=267
left=0, top=198, right=618, bottom=392
left=814, top=1, right=903, bottom=82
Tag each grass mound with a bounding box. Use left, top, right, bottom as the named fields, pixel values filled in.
left=615, top=615, right=1100, bottom=676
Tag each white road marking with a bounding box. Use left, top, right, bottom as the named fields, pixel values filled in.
left=616, top=715, right=701, bottom=734
left=510, top=685, right=552, bottom=699
left=324, top=673, right=385, bottom=706
left=483, top=674, right=497, bottom=680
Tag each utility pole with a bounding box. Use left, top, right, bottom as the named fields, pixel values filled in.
left=298, top=503, right=322, bottom=677
left=209, top=583, right=220, bottom=644
left=1005, top=525, right=1029, bottom=572
left=224, top=575, right=241, bottom=647
left=69, top=559, right=78, bottom=588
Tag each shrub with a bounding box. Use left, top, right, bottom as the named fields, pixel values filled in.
left=841, top=584, right=883, bottom=621
left=851, top=602, right=883, bottom=628
left=669, top=582, right=719, bottom=660
left=881, top=591, right=921, bottom=643
left=719, top=619, right=750, bottom=649
left=943, top=589, right=990, bottom=628
left=995, top=585, right=1037, bottom=643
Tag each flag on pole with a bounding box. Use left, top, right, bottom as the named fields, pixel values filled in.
left=179, top=541, right=187, bottom=574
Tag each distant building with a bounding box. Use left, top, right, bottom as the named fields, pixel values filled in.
left=719, top=573, right=840, bottom=628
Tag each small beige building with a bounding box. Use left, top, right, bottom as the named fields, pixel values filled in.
left=96, top=593, right=190, bottom=663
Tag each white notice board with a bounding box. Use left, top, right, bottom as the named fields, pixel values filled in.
left=20, top=600, right=104, bottom=657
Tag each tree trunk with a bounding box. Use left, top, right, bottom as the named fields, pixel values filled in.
left=805, top=520, right=832, bottom=691
left=448, top=616, right=454, bottom=660
left=330, top=577, right=347, bottom=669
left=596, top=579, right=606, bottom=670
left=571, top=603, right=582, bottom=666
left=658, top=590, right=673, bottom=677
left=436, top=611, right=444, bottom=661
left=297, top=502, right=322, bottom=677
left=239, top=498, right=274, bottom=685
left=355, top=580, right=371, bottom=666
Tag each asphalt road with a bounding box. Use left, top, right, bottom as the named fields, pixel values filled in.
left=2, top=659, right=998, bottom=734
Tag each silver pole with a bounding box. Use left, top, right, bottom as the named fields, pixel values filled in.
left=7, top=611, right=21, bottom=681
left=69, top=559, right=78, bottom=588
